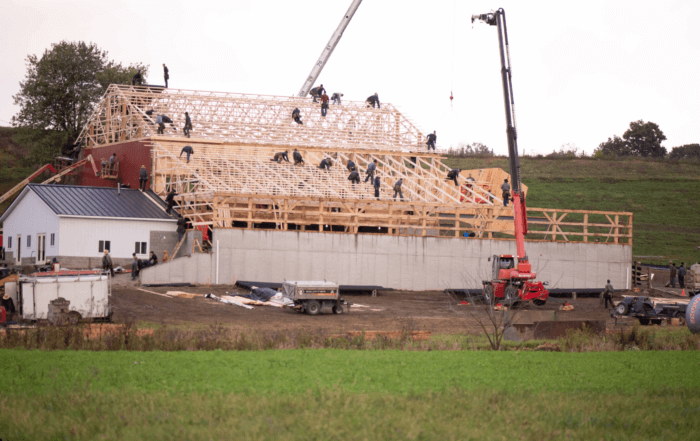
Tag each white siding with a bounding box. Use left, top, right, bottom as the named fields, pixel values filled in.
left=2, top=191, right=60, bottom=262
left=58, top=217, right=177, bottom=259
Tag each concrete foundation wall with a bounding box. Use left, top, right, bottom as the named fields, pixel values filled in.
left=141, top=229, right=632, bottom=290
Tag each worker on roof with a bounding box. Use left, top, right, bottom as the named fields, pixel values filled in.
left=310, top=84, right=326, bottom=103
left=501, top=179, right=511, bottom=206
left=319, top=157, right=333, bottom=171
left=446, top=169, right=460, bottom=187
left=165, top=188, right=177, bottom=215
left=156, top=115, right=164, bottom=134
left=373, top=175, right=381, bottom=200
left=163, top=63, right=169, bottom=88
left=348, top=169, right=360, bottom=186
left=177, top=217, right=187, bottom=242
left=102, top=250, right=114, bottom=278
left=603, top=280, right=614, bottom=309
left=293, top=149, right=304, bottom=165
left=109, top=153, right=117, bottom=174
left=321, top=92, right=330, bottom=117
left=331, top=92, right=343, bottom=105
left=132, top=69, right=143, bottom=86
left=366, top=93, right=380, bottom=109
left=346, top=159, right=356, bottom=172
left=393, top=178, right=404, bottom=201
left=180, top=145, right=194, bottom=163
left=365, top=159, right=378, bottom=184
left=139, top=165, right=148, bottom=191
left=183, top=112, right=192, bottom=138
left=426, top=131, right=437, bottom=151
left=270, top=151, right=290, bottom=163
left=149, top=251, right=159, bottom=267
left=292, top=108, right=303, bottom=125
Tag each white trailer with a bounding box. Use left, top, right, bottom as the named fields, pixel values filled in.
left=16, top=274, right=111, bottom=321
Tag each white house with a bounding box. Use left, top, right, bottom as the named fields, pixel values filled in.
left=0, top=184, right=178, bottom=268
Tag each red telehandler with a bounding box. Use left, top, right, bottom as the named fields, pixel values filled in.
left=472, top=9, right=549, bottom=306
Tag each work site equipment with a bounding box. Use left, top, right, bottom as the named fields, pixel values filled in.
left=297, top=0, right=363, bottom=97
left=472, top=9, right=549, bottom=306
left=611, top=296, right=688, bottom=326
left=282, top=280, right=347, bottom=315
left=0, top=155, right=99, bottom=205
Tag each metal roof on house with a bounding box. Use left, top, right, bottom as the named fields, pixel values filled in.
left=18, top=184, right=174, bottom=220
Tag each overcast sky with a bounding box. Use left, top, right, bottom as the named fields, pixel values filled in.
left=1, top=0, right=698, bottom=156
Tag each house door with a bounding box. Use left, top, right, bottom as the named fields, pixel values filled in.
left=16, top=235, right=21, bottom=264
left=37, top=233, right=46, bottom=264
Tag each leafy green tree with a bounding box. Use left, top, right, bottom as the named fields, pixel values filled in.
left=594, top=135, right=632, bottom=157
left=668, top=143, right=700, bottom=160
left=447, top=142, right=493, bottom=158
left=622, top=120, right=667, bottom=157
left=11, top=41, right=148, bottom=163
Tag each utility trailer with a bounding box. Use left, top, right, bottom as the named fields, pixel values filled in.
left=611, top=295, right=688, bottom=326
left=7, top=272, right=111, bottom=324
left=282, top=281, right=348, bottom=315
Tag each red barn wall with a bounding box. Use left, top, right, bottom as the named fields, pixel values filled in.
left=78, top=140, right=152, bottom=190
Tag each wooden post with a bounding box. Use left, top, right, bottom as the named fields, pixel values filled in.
left=583, top=213, right=588, bottom=243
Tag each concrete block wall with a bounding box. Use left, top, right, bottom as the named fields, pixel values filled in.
left=141, top=229, right=632, bottom=290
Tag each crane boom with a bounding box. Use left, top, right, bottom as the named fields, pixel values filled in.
left=297, top=0, right=363, bottom=97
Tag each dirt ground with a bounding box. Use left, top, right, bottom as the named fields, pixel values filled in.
left=110, top=273, right=641, bottom=335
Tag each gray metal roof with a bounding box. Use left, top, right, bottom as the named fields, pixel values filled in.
left=24, top=184, right=174, bottom=220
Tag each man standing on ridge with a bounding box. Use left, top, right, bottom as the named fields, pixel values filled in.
left=163, top=64, right=169, bottom=88
left=365, top=159, right=378, bottom=184
left=501, top=178, right=511, bottom=206
left=184, top=112, right=192, bottom=137
left=321, top=92, right=330, bottom=117
left=426, top=131, right=437, bottom=151
left=139, top=165, right=149, bottom=191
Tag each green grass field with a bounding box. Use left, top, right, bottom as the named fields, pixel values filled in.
left=1, top=349, right=699, bottom=440
left=444, top=156, right=700, bottom=266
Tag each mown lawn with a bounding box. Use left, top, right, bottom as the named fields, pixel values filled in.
left=444, top=157, right=700, bottom=266
left=1, top=349, right=699, bottom=440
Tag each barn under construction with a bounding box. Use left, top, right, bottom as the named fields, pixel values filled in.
left=73, top=84, right=633, bottom=290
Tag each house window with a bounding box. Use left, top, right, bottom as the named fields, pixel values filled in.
left=50, top=233, right=55, bottom=246
left=27, top=235, right=31, bottom=247
left=7, top=237, right=11, bottom=249
left=98, top=240, right=111, bottom=252
left=135, top=242, right=147, bottom=254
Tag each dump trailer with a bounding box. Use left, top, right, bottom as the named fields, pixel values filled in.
left=282, top=280, right=347, bottom=315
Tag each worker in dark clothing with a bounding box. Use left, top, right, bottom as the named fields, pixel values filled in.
left=177, top=217, right=187, bottom=242
left=348, top=170, right=360, bottom=185
left=161, top=115, right=175, bottom=127
left=293, top=149, right=304, bottom=165
left=2, top=292, right=16, bottom=316
left=366, top=93, right=380, bottom=108
left=426, top=131, right=437, bottom=151
left=346, top=159, right=356, bottom=172
left=163, top=63, right=169, bottom=88
left=270, top=151, right=290, bottom=163
left=156, top=115, right=165, bottom=134
left=109, top=153, right=117, bottom=174
left=321, top=93, right=330, bottom=117
left=139, top=165, right=148, bottom=191
left=446, top=169, right=460, bottom=187
left=669, top=262, right=677, bottom=288
left=501, top=179, right=511, bottom=206
left=131, top=254, right=139, bottom=280
left=365, top=159, right=378, bottom=184
left=180, top=145, right=194, bottom=163
left=319, top=157, right=333, bottom=171
left=292, top=108, right=303, bottom=125
left=331, top=92, right=343, bottom=105
left=603, top=280, right=614, bottom=309
left=165, top=189, right=177, bottom=214
left=132, top=69, right=143, bottom=86
left=393, top=178, right=404, bottom=201
left=679, top=263, right=686, bottom=288
left=102, top=250, right=114, bottom=277
left=374, top=175, right=381, bottom=199
left=149, top=251, right=159, bottom=266
left=310, top=84, right=325, bottom=103
left=184, top=112, right=192, bottom=137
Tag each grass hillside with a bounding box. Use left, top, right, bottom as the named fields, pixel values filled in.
left=444, top=156, right=700, bottom=266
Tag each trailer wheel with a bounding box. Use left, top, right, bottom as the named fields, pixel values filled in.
left=638, top=318, right=650, bottom=326
left=615, top=303, right=629, bottom=315
left=306, top=301, right=321, bottom=316
left=675, top=312, right=686, bottom=326
left=67, top=311, right=82, bottom=325
left=333, top=305, right=344, bottom=315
